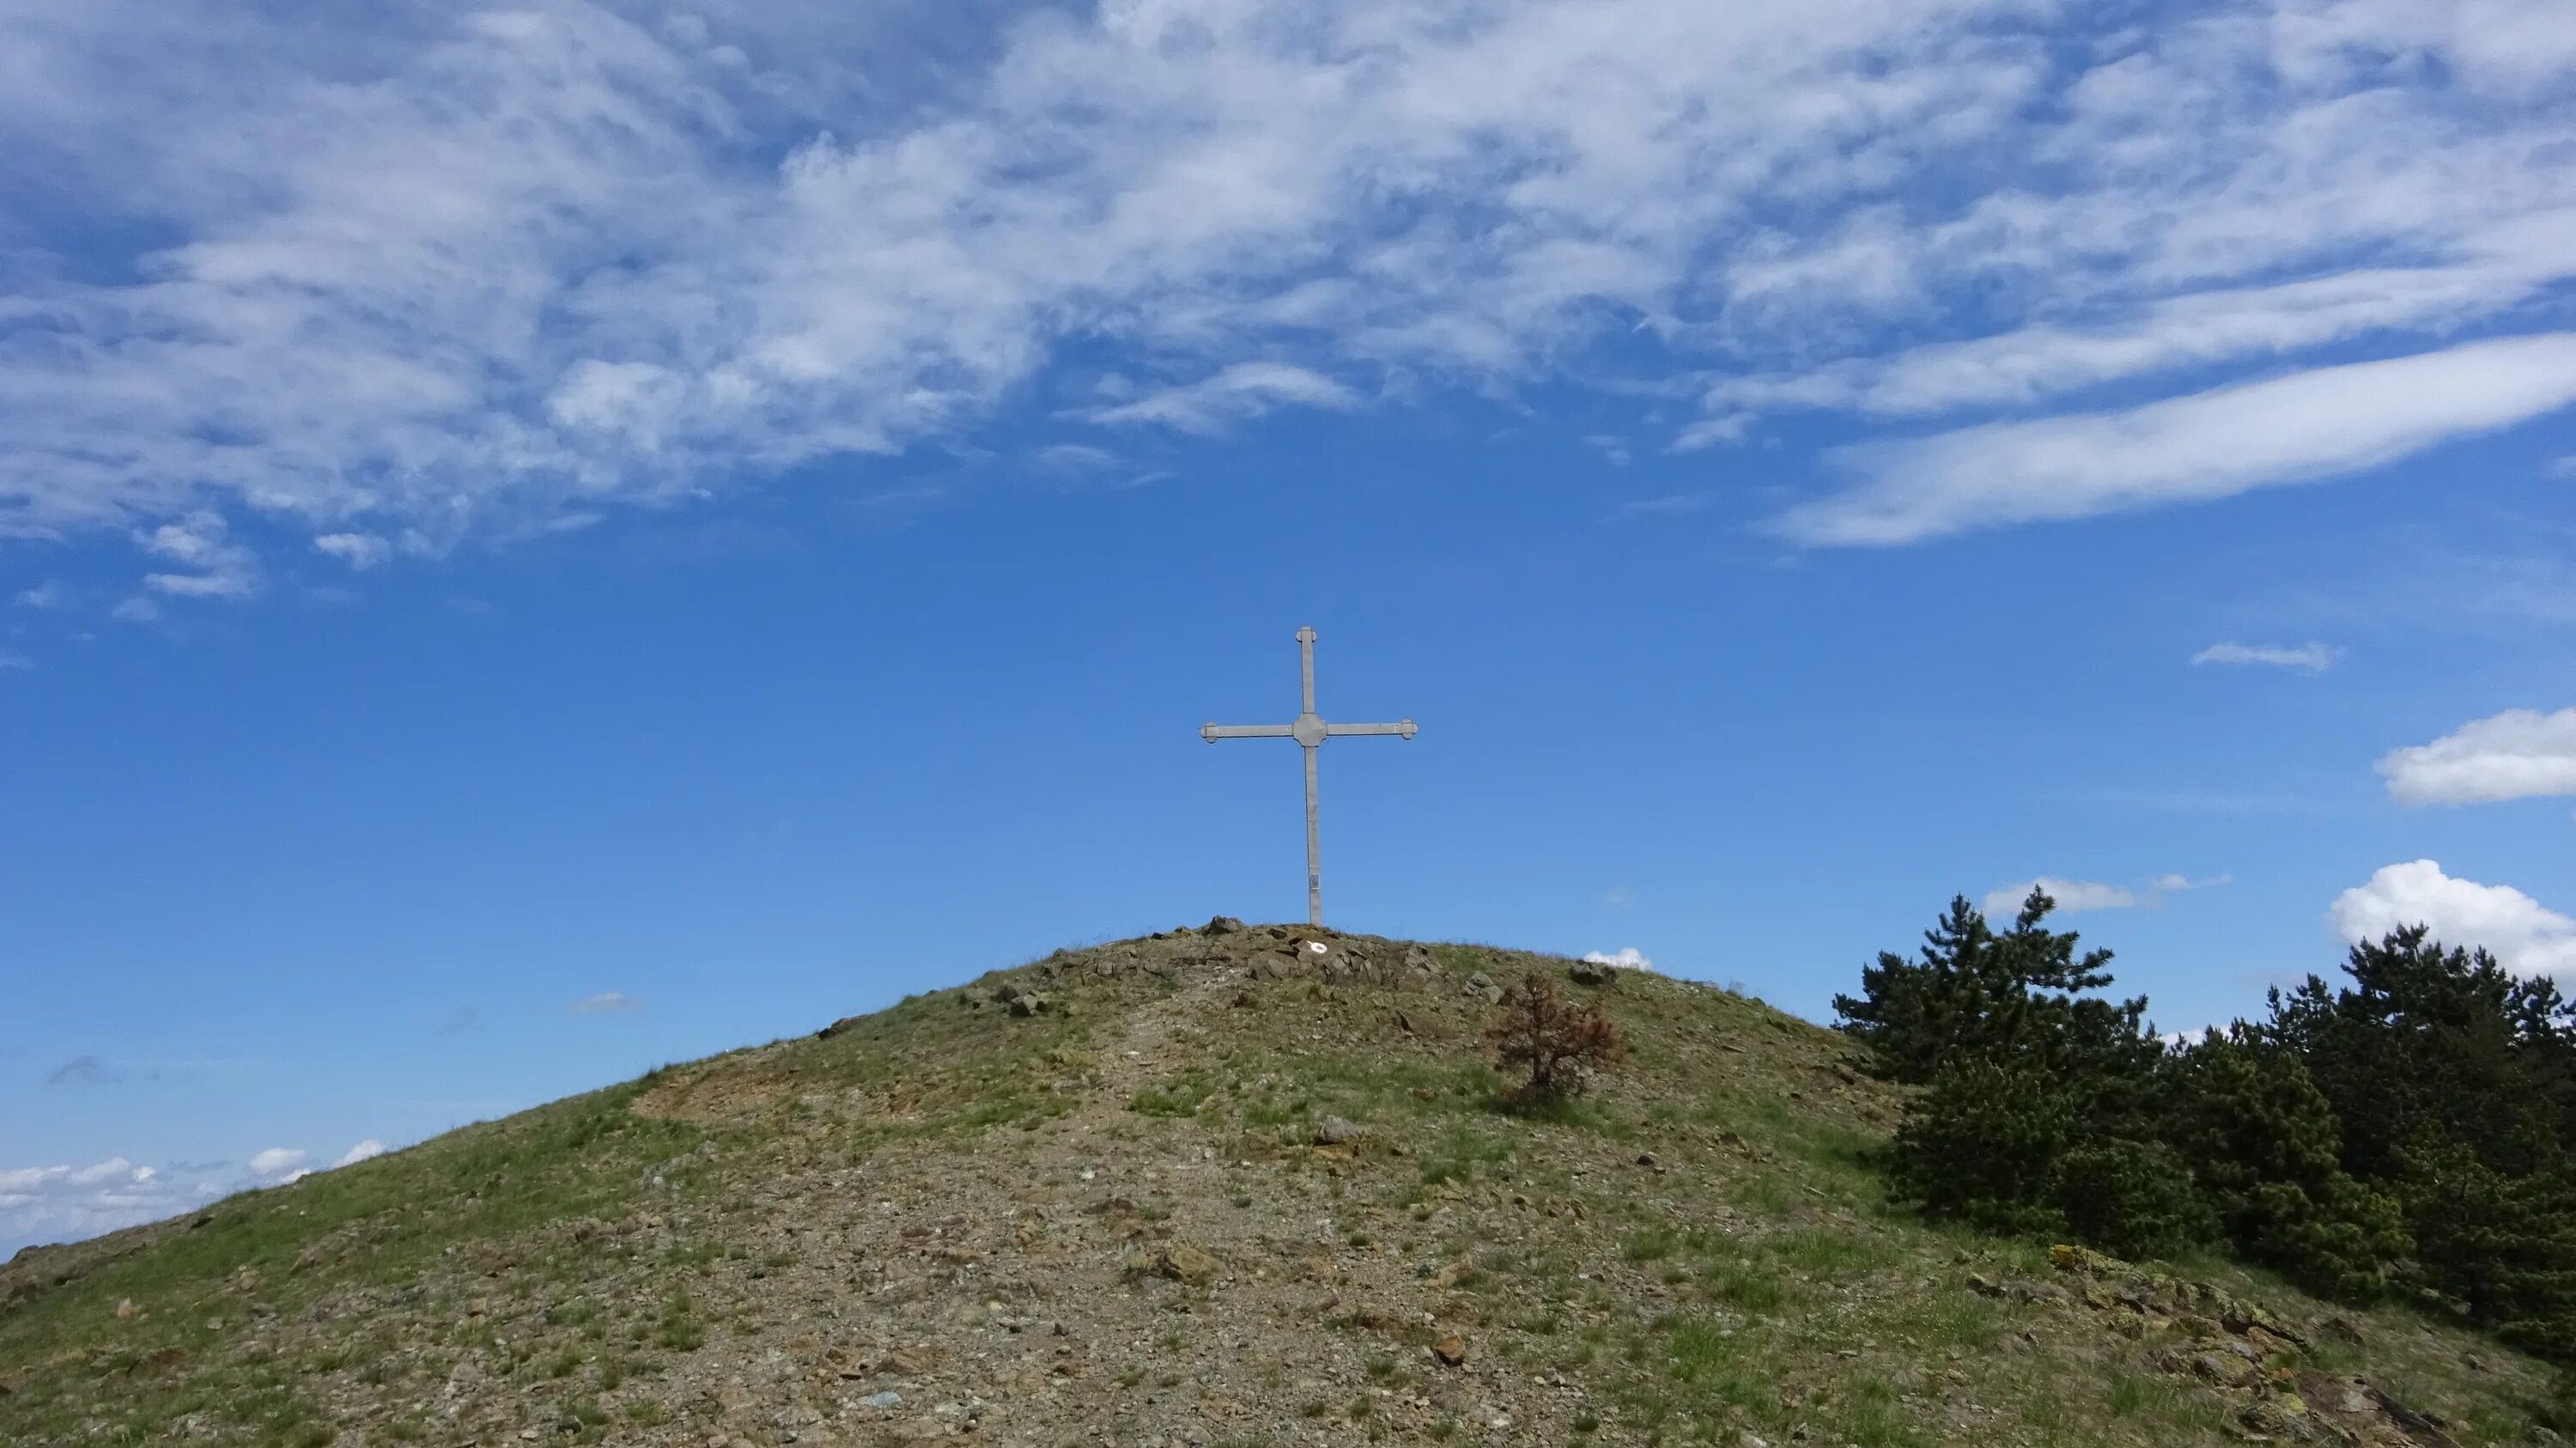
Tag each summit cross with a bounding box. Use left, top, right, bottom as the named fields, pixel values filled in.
left=1201, top=626, right=1418, bottom=928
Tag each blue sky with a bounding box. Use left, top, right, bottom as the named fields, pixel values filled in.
left=5, top=0, right=2575, bottom=1252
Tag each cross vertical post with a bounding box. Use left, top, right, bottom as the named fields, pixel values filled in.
left=1201, top=626, right=1418, bottom=928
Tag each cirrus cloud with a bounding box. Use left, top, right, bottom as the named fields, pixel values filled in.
left=2192, top=642, right=2339, bottom=673
left=0, top=0, right=2565, bottom=581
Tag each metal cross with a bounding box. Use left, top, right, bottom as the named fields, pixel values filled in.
left=1201, top=626, right=1417, bottom=928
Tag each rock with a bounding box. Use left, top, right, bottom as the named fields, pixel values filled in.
left=1132, top=1244, right=1221, bottom=1285
left=1311, top=1116, right=1367, bottom=1147
left=816, top=1015, right=867, bottom=1039
left=1463, top=972, right=1504, bottom=1005
left=1431, top=1335, right=1467, bottom=1366
left=1966, top=1273, right=2002, bottom=1297
left=1568, top=960, right=1615, bottom=986
left=2315, top=1316, right=2364, bottom=1347
left=1204, top=916, right=1244, bottom=935
left=114, top=1298, right=137, bottom=1319
left=860, top=1391, right=902, bottom=1409
left=1007, top=993, right=1052, bottom=1018
left=885, top=1347, right=934, bottom=1377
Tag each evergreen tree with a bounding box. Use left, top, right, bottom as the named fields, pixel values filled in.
left=2049, top=1135, right=2215, bottom=1261
left=2266, top=928, right=2551, bottom=1180
left=1889, top=1056, right=2074, bottom=1238
left=2167, top=1026, right=2407, bottom=1299
left=2398, top=1140, right=2576, bottom=1357
left=1835, top=889, right=2150, bottom=1095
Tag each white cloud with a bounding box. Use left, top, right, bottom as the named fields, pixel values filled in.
left=313, top=532, right=392, bottom=570
left=1775, top=335, right=2576, bottom=546
left=572, top=990, right=639, bottom=1015
left=331, top=1139, right=386, bottom=1168
left=1985, top=877, right=2141, bottom=915
left=15, top=580, right=65, bottom=608
left=2151, top=873, right=2233, bottom=893
left=2330, top=860, right=2576, bottom=976
left=1608, top=493, right=1716, bottom=521
left=0, top=1158, right=226, bottom=1255
left=1583, top=947, right=1655, bottom=972
left=2377, top=707, right=2576, bottom=806
left=0, top=0, right=2567, bottom=569
left=137, top=512, right=260, bottom=599
left=1084, top=363, right=1359, bottom=435
left=1990, top=872, right=2230, bottom=915
left=246, top=1147, right=309, bottom=1183
left=2192, top=642, right=2338, bottom=672
left=108, top=596, right=161, bottom=624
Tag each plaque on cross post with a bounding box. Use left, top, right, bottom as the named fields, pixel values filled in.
left=1201, top=626, right=1417, bottom=928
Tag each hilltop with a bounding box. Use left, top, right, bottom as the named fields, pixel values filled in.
left=2, top=922, right=2561, bottom=1447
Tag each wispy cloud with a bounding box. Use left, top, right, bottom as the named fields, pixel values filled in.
left=313, top=533, right=392, bottom=570
left=137, top=513, right=260, bottom=599
left=1607, top=493, right=1716, bottom=522
left=1084, top=363, right=1358, bottom=435
left=572, top=990, right=639, bottom=1016
left=0, top=0, right=2568, bottom=578
left=2192, top=642, right=2339, bottom=672
left=1774, top=335, right=2576, bottom=546
left=2377, top=707, right=2576, bottom=806
left=1987, top=872, right=2230, bottom=916
left=1986, top=877, right=2141, bottom=915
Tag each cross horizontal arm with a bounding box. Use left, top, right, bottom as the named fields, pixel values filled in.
left=1324, top=720, right=1419, bottom=739
left=1202, top=722, right=1295, bottom=741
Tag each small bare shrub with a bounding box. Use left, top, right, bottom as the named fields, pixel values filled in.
left=1485, top=971, right=1623, bottom=1105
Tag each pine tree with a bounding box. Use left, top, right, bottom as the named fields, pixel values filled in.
left=1834, top=889, right=2148, bottom=1093
left=2050, top=1136, right=2215, bottom=1261
left=2169, top=1026, right=2407, bottom=1299
left=1888, top=1056, right=2074, bottom=1238
left=2398, top=1141, right=2576, bottom=1358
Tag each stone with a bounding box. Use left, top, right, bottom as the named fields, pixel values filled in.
left=1007, top=993, right=1052, bottom=1018
left=1132, top=1244, right=1221, bottom=1284
left=1431, top=1335, right=1467, bottom=1366
left=860, top=1391, right=902, bottom=1409
left=817, top=1015, right=867, bottom=1039
left=113, top=1298, right=137, bottom=1319
left=1311, top=1116, right=1366, bottom=1147
left=1568, top=960, right=1615, bottom=987
left=1966, top=1273, right=2002, bottom=1297
left=1205, top=916, right=1244, bottom=935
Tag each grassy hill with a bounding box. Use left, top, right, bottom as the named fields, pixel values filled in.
left=3, top=923, right=2560, bottom=1447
